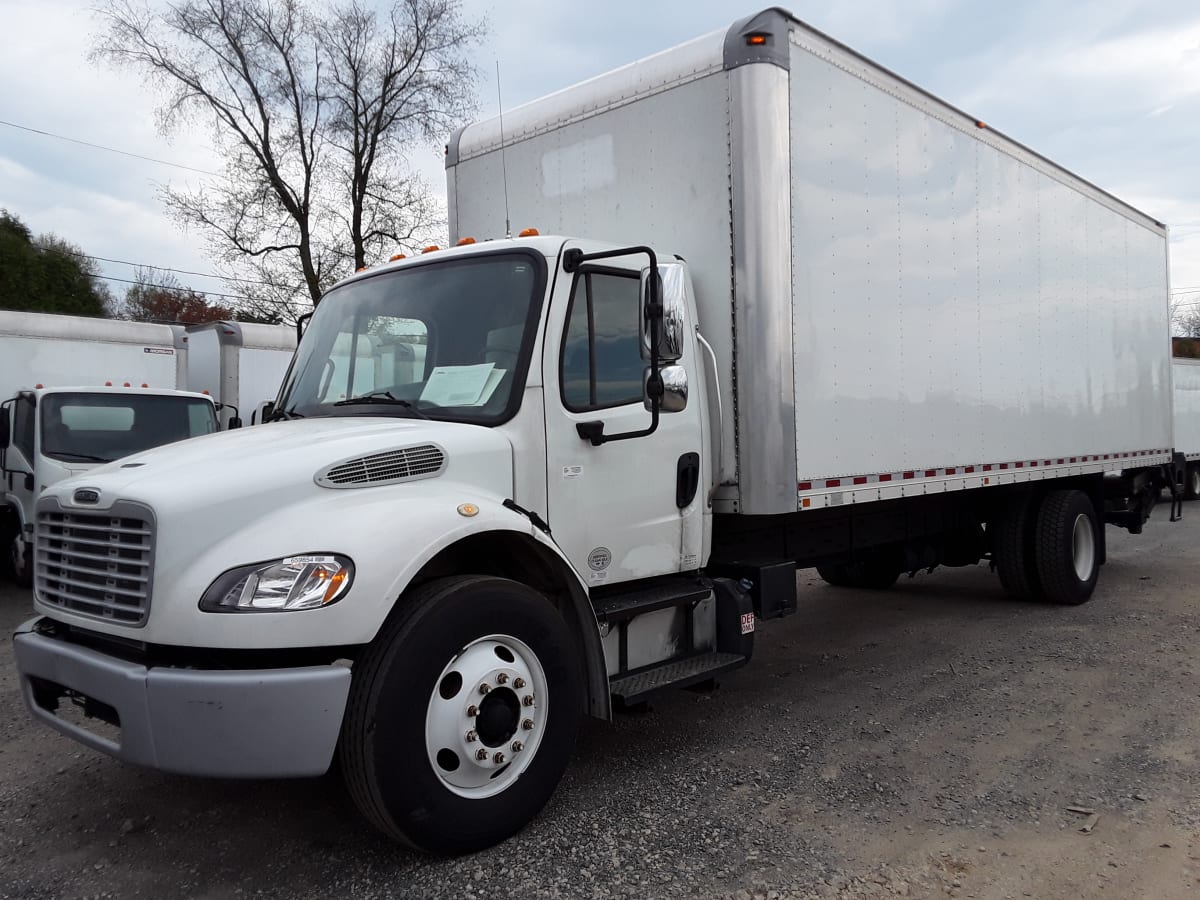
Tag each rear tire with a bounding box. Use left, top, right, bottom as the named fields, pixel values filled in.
left=995, top=493, right=1041, bottom=601
left=339, top=575, right=582, bottom=854
left=1034, top=490, right=1100, bottom=605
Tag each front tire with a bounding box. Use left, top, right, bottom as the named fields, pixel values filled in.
left=339, top=575, right=582, bottom=854
left=10, top=536, right=32, bottom=588
left=1186, top=465, right=1200, bottom=501
left=1034, top=490, right=1100, bottom=605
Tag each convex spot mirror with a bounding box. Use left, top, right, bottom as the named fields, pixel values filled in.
left=644, top=365, right=688, bottom=413
left=640, top=261, right=688, bottom=363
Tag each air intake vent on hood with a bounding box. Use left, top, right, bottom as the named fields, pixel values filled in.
left=316, top=444, right=446, bottom=488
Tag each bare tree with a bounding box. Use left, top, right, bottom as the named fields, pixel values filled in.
left=94, top=0, right=483, bottom=306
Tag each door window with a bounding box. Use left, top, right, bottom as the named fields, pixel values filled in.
left=561, top=271, right=644, bottom=411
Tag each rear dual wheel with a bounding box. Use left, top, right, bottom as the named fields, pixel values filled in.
left=1185, top=465, right=1200, bottom=501
left=996, top=489, right=1099, bottom=605
left=339, top=576, right=582, bottom=854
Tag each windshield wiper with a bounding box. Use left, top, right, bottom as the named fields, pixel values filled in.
left=48, top=452, right=111, bottom=463
left=267, top=407, right=305, bottom=422
left=333, top=391, right=430, bottom=419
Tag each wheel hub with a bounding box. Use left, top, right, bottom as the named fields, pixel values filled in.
left=476, top=688, right=520, bottom=747
left=1071, top=513, right=1096, bottom=581
left=424, top=635, right=546, bottom=799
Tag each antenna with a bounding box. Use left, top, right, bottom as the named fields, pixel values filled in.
left=496, top=61, right=511, bottom=239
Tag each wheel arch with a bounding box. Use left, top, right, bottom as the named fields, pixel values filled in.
left=404, top=530, right=611, bottom=720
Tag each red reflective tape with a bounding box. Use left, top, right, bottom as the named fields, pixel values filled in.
left=879, top=473, right=893, bottom=482
left=826, top=479, right=841, bottom=488
left=964, top=466, right=975, bottom=473
left=983, top=464, right=993, bottom=472
left=1070, top=457, right=1077, bottom=463
left=903, top=471, right=915, bottom=480
left=798, top=482, right=812, bottom=491
left=1043, top=460, right=1052, bottom=466
left=1029, top=461, right=1038, bottom=467
left=946, top=467, right=956, bottom=475
left=1057, top=459, right=1064, bottom=464
left=925, top=469, right=937, bottom=477
left=853, top=476, right=868, bottom=485
left=1000, top=463, right=1008, bottom=470
left=1015, top=461, right=1024, bottom=468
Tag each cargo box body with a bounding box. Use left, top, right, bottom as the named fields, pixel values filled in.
left=186, top=321, right=297, bottom=427
left=448, top=9, right=1173, bottom=516
left=1174, top=359, right=1200, bottom=461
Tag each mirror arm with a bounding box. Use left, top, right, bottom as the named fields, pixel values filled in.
left=565, top=245, right=663, bottom=446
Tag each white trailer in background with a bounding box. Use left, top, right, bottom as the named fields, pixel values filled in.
left=0, top=310, right=219, bottom=585
left=1173, top=357, right=1200, bottom=498
left=185, top=321, right=297, bottom=427
left=13, top=8, right=1181, bottom=854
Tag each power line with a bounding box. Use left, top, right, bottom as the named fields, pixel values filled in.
left=0, top=118, right=220, bottom=177
left=62, top=247, right=292, bottom=289
left=94, top=273, right=301, bottom=310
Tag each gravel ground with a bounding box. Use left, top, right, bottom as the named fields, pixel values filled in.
left=2, top=513, right=1199, bottom=899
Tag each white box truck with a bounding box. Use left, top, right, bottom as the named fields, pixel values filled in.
left=184, top=321, right=297, bottom=427
left=0, top=310, right=220, bottom=585
left=13, top=10, right=1180, bottom=853
left=1173, top=356, right=1200, bottom=498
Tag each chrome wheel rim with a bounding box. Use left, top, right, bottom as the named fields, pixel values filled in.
left=1071, top=513, right=1096, bottom=582
left=424, top=634, right=548, bottom=799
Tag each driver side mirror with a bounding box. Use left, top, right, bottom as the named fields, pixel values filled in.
left=0, top=406, right=9, bottom=450
left=228, top=416, right=243, bottom=430
left=640, top=262, right=687, bottom=363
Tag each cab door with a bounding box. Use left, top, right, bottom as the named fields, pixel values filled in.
left=542, top=242, right=706, bottom=588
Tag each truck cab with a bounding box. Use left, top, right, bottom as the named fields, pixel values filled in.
left=1, top=386, right=220, bottom=584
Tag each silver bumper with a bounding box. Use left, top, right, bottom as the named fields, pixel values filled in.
left=13, top=618, right=351, bottom=778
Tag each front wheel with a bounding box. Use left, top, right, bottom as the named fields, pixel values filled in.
left=339, top=576, right=583, bottom=853
left=10, top=536, right=32, bottom=588
left=1186, top=465, right=1200, bottom=501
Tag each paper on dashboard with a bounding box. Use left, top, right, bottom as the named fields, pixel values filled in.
left=420, top=363, right=496, bottom=406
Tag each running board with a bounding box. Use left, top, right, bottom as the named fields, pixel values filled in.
left=609, top=651, right=747, bottom=703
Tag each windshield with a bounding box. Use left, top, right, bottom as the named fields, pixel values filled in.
left=275, top=251, right=545, bottom=424
left=40, top=393, right=219, bottom=463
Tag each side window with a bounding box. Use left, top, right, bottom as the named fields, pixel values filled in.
left=13, top=395, right=35, bottom=462
left=561, top=271, right=644, bottom=411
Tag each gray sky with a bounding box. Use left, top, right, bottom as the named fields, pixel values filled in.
left=1, top=0, right=1197, bottom=313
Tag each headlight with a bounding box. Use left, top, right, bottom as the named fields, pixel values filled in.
left=200, top=554, right=354, bottom=612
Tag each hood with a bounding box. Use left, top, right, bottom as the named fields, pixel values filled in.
left=43, top=417, right=516, bottom=520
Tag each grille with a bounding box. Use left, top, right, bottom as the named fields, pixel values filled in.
left=35, top=503, right=155, bottom=627
left=316, top=444, right=446, bottom=488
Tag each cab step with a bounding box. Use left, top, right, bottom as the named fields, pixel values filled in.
left=609, top=651, right=747, bottom=703
left=591, top=577, right=712, bottom=624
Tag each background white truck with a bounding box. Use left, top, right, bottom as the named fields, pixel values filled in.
left=1173, top=353, right=1200, bottom=499
left=184, top=320, right=297, bottom=427
left=13, top=9, right=1179, bottom=854
left=0, top=310, right=220, bottom=584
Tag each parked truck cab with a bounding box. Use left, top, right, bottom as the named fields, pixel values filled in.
left=0, top=386, right=220, bottom=584
left=13, top=8, right=1179, bottom=855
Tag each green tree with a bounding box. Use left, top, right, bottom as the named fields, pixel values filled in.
left=0, top=211, right=111, bottom=316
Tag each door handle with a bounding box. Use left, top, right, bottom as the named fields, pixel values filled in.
left=676, top=452, right=700, bottom=509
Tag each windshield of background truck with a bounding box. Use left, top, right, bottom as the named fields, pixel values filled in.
left=39, top=393, right=219, bottom=463
left=275, top=252, right=543, bottom=423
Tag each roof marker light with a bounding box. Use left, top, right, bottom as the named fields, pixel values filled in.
left=422, top=245, right=440, bottom=254
left=142, top=383, right=148, bottom=388
left=356, top=266, right=367, bottom=272
left=746, top=33, right=768, bottom=45
left=975, top=120, right=987, bottom=129
left=35, top=383, right=43, bottom=389
left=389, top=253, right=407, bottom=261
left=123, top=382, right=131, bottom=387
left=456, top=237, right=476, bottom=246
left=105, top=381, right=113, bottom=386
left=518, top=227, right=539, bottom=237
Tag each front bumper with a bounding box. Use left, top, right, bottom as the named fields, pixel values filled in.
left=13, top=618, right=351, bottom=778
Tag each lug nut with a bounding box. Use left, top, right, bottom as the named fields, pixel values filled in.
left=513, top=677, right=526, bottom=689
left=465, top=730, right=477, bottom=743
left=493, top=752, right=505, bottom=764
left=511, top=741, right=523, bottom=752
left=478, top=683, right=491, bottom=695
left=496, top=672, right=509, bottom=684
left=522, top=718, right=534, bottom=730
left=475, top=748, right=488, bottom=761
left=522, top=694, right=535, bottom=707
left=466, top=704, right=479, bottom=717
